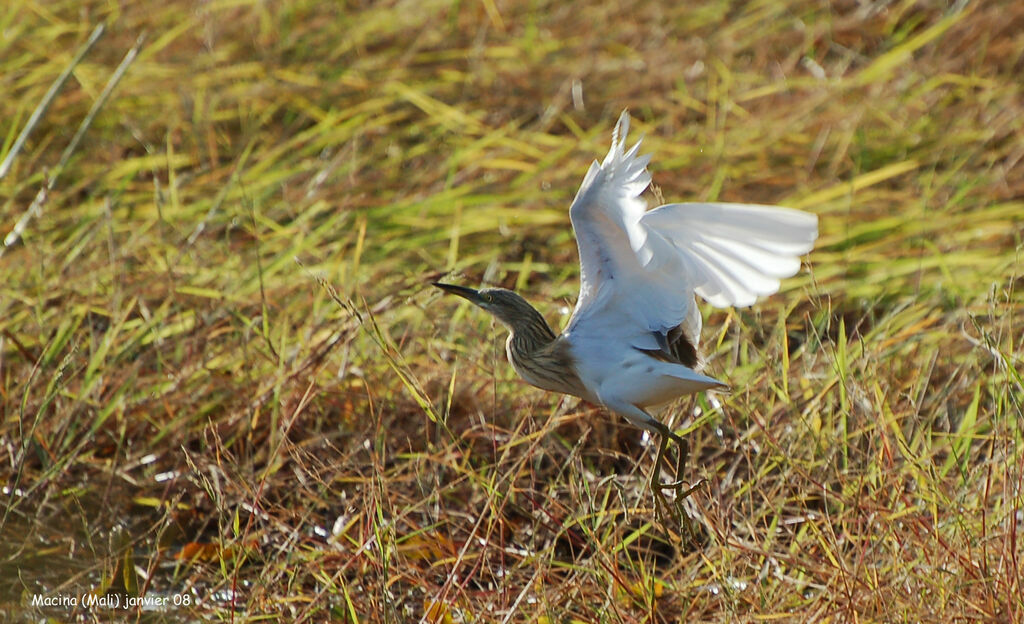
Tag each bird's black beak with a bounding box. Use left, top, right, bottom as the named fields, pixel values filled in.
left=432, top=282, right=481, bottom=304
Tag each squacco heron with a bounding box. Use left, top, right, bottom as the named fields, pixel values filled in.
left=435, top=111, right=817, bottom=501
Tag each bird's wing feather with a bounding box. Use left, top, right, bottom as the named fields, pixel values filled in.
left=567, top=112, right=652, bottom=318
left=566, top=110, right=817, bottom=353
left=639, top=202, right=818, bottom=308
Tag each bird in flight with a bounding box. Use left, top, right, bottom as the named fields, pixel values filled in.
left=435, top=110, right=817, bottom=505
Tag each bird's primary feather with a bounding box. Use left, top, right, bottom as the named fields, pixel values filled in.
left=639, top=202, right=818, bottom=308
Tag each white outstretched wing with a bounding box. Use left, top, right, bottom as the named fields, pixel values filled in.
left=565, top=110, right=817, bottom=353
left=638, top=202, right=818, bottom=308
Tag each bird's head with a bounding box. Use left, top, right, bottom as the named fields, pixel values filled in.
left=432, top=282, right=543, bottom=331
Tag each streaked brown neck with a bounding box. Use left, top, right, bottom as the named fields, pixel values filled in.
left=504, top=304, right=558, bottom=358
left=502, top=304, right=588, bottom=399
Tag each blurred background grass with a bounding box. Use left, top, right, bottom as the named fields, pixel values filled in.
left=1, top=0, right=1021, bottom=622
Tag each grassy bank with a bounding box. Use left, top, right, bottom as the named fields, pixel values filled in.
left=2, top=0, right=1021, bottom=621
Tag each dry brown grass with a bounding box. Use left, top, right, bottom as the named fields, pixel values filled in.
left=2, top=0, right=1022, bottom=622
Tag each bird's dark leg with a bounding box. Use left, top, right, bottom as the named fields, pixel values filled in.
left=649, top=422, right=704, bottom=498
left=649, top=422, right=704, bottom=533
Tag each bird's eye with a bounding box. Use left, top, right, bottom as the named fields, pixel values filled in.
left=481, top=293, right=493, bottom=303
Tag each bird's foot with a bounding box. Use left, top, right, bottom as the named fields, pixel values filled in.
left=652, top=478, right=705, bottom=538
left=657, top=476, right=706, bottom=498
left=653, top=487, right=692, bottom=536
